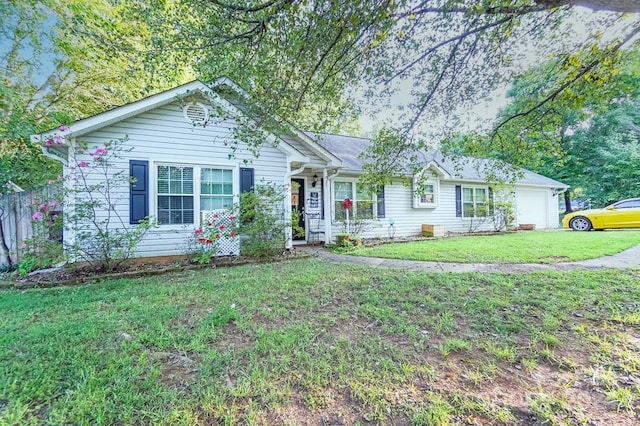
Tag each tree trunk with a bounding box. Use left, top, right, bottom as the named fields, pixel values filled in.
left=0, top=215, right=13, bottom=268
left=564, top=191, right=573, bottom=214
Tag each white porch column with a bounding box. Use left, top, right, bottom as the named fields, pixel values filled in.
left=323, top=168, right=331, bottom=244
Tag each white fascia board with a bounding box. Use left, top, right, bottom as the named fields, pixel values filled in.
left=424, top=161, right=451, bottom=179
left=211, top=77, right=342, bottom=167
left=32, top=81, right=211, bottom=141
left=293, top=131, right=343, bottom=167
left=514, top=182, right=570, bottom=190
left=443, top=178, right=568, bottom=190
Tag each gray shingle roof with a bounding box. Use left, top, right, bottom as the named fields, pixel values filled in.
left=308, top=132, right=568, bottom=188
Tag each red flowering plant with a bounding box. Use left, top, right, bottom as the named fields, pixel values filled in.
left=188, top=209, right=239, bottom=264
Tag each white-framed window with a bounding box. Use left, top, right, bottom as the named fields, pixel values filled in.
left=157, top=165, right=194, bottom=225
left=462, top=186, right=489, bottom=218
left=201, top=168, right=234, bottom=210
left=333, top=180, right=377, bottom=220
left=156, top=163, right=236, bottom=226
left=414, top=180, right=438, bottom=208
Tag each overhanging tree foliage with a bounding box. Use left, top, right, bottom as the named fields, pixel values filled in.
left=447, top=52, right=640, bottom=210
left=0, top=0, right=191, bottom=190
left=97, top=0, right=640, bottom=185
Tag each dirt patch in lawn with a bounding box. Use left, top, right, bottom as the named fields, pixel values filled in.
left=149, top=351, right=199, bottom=389
left=4, top=252, right=308, bottom=289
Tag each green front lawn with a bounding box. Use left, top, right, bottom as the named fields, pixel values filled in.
left=2, top=260, right=640, bottom=425
left=353, top=230, right=640, bottom=263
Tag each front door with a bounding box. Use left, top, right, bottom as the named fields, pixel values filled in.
left=291, top=178, right=305, bottom=240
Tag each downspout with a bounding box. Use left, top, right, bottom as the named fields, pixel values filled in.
left=40, top=138, right=74, bottom=261
left=284, top=162, right=307, bottom=249
left=40, top=145, right=68, bottom=166
left=325, top=169, right=341, bottom=244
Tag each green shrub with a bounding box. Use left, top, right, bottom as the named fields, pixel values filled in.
left=237, top=184, right=288, bottom=257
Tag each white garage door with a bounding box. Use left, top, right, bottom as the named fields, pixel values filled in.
left=516, top=189, right=548, bottom=229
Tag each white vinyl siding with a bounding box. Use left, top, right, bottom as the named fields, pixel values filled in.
left=75, top=98, right=288, bottom=258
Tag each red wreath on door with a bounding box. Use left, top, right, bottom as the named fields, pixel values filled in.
left=343, top=198, right=352, bottom=210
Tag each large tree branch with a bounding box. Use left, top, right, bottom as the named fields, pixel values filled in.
left=207, top=0, right=294, bottom=13
left=386, top=15, right=515, bottom=83
left=493, top=23, right=640, bottom=134
left=397, top=3, right=555, bottom=17
left=536, top=0, right=640, bottom=13
left=406, top=33, right=467, bottom=133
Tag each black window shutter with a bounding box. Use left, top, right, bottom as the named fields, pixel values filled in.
left=129, top=160, right=149, bottom=224
left=377, top=185, right=385, bottom=218
left=240, top=167, right=254, bottom=193
left=455, top=185, right=462, bottom=217
left=488, top=187, right=494, bottom=215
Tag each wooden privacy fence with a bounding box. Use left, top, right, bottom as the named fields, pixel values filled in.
left=0, top=185, right=61, bottom=267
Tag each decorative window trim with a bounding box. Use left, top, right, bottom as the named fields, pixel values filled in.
left=152, top=162, right=238, bottom=228
left=413, top=176, right=439, bottom=209
left=182, top=102, right=210, bottom=126
left=332, top=179, right=379, bottom=221
left=461, top=185, right=490, bottom=218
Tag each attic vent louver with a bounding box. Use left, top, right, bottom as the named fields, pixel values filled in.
left=183, top=102, right=209, bottom=126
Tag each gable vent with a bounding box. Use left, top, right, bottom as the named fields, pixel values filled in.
left=183, top=102, right=210, bottom=126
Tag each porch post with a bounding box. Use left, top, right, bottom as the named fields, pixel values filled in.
left=323, top=168, right=331, bottom=244
left=284, top=164, right=293, bottom=249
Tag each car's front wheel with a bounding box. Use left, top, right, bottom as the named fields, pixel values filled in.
left=569, top=216, right=592, bottom=231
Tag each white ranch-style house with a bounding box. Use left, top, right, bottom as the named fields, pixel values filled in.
left=32, top=79, right=568, bottom=259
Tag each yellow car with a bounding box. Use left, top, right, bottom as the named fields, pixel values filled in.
left=562, top=198, right=640, bottom=231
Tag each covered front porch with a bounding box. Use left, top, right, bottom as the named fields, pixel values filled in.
left=286, top=168, right=335, bottom=247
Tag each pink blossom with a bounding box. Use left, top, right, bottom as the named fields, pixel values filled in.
left=45, top=138, right=53, bottom=147
left=47, top=180, right=55, bottom=185
left=39, top=203, right=48, bottom=212
left=91, top=147, right=107, bottom=158
left=58, top=125, right=69, bottom=131
left=31, top=212, right=43, bottom=221
left=48, top=201, right=57, bottom=208
left=53, top=135, right=63, bottom=145
left=47, top=220, right=53, bottom=226
left=77, top=161, right=89, bottom=168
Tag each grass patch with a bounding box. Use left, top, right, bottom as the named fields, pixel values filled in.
left=2, top=260, right=640, bottom=424
left=352, top=230, right=640, bottom=263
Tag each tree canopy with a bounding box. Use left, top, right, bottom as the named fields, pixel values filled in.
left=0, top=0, right=192, bottom=191
left=109, top=1, right=639, bottom=132
left=4, top=0, right=640, bottom=190
left=447, top=51, right=640, bottom=210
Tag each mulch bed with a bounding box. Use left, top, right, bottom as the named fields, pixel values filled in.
left=3, top=252, right=309, bottom=290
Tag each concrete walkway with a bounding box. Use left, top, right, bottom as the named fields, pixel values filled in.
left=297, top=244, right=640, bottom=274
